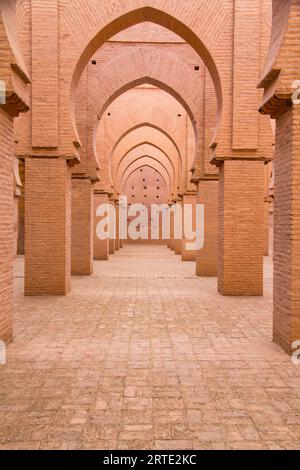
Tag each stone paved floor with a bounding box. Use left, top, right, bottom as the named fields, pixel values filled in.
left=1, top=245, right=300, bottom=450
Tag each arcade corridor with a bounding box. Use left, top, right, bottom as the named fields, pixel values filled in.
left=1, top=0, right=300, bottom=455
left=1, top=247, right=299, bottom=450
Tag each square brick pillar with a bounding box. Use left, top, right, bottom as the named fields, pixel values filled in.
left=169, top=210, right=175, bottom=251
left=218, top=160, right=264, bottom=296
left=0, top=109, right=14, bottom=343
left=109, top=200, right=116, bottom=255
left=94, top=192, right=109, bottom=260
left=109, top=237, right=116, bottom=255
left=174, top=201, right=183, bottom=255
left=181, top=194, right=197, bottom=262
left=115, top=204, right=120, bottom=251
left=273, top=107, right=300, bottom=354
left=264, top=197, right=270, bottom=256
left=25, top=158, right=71, bottom=296
left=71, top=178, right=93, bottom=276
left=196, top=179, right=219, bottom=276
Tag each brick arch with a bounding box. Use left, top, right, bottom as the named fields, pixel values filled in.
left=111, top=128, right=180, bottom=193
left=120, top=159, right=171, bottom=194
left=89, top=48, right=202, bottom=127
left=69, top=3, right=222, bottom=125
left=123, top=164, right=170, bottom=207
left=85, top=46, right=208, bottom=176
left=109, top=123, right=182, bottom=169
left=123, top=164, right=168, bottom=192
left=103, top=99, right=187, bottom=154
left=95, top=122, right=182, bottom=196
left=85, top=74, right=198, bottom=181
left=111, top=126, right=181, bottom=179
left=115, top=144, right=176, bottom=195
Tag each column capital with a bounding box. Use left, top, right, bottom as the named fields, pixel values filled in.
left=210, top=154, right=272, bottom=167
left=259, top=93, right=293, bottom=120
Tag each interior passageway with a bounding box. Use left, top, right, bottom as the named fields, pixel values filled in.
left=1, top=0, right=300, bottom=454
left=1, top=247, right=299, bottom=450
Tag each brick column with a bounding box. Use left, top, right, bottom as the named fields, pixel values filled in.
left=218, top=160, right=264, bottom=296
left=13, top=158, right=22, bottom=258
left=17, top=160, right=25, bottom=255
left=169, top=210, right=175, bottom=251
left=174, top=200, right=182, bottom=255
left=181, top=194, right=197, bottom=262
left=109, top=237, right=116, bottom=255
left=94, top=192, right=109, bottom=260
left=0, top=109, right=14, bottom=343
left=109, top=201, right=116, bottom=255
left=71, top=178, right=93, bottom=275
left=273, top=106, right=300, bottom=353
left=196, top=179, right=219, bottom=276
left=264, top=197, right=270, bottom=256
left=25, top=158, right=71, bottom=295
left=115, top=203, right=120, bottom=251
